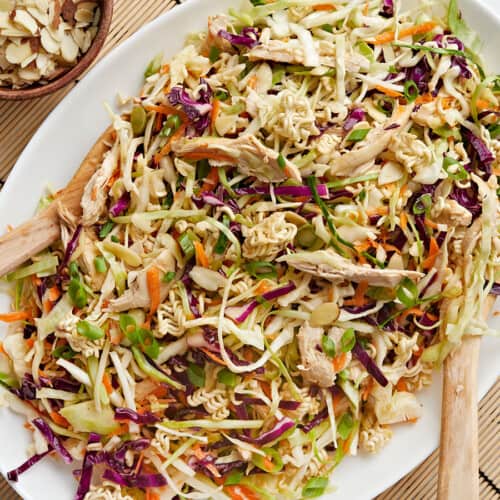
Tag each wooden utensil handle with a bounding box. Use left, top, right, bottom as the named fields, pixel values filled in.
left=0, top=204, right=60, bottom=277
left=438, top=334, right=480, bottom=500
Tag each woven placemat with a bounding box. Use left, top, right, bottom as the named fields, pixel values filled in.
left=0, top=1, right=498, bottom=498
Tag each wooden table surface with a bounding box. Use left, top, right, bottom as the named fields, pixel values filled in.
left=0, top=1, right=498, bottom=499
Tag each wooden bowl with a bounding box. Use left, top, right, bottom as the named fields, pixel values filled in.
left=0, top=0, right=113, bottom=101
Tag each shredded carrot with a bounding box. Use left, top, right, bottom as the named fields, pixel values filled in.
left=262, top=456, right=275, bottom=471
left=415, top=93, right=434, bottom=105
left=210, top=98, right=221, bottom=132
left=313, top=3, right=336, bottom=10
left=248, top=75, right=257, bottom=90
left=25, top=338, right=35, bottom=349
left=48, top=286, right=61, bottom=303
left=354, top=240, right=373, bottom=253
left=333, top=391, right=344, bottom=408
left=154, top=112, right=163, bottom=133
left=492, top=167, right=500, bottom=176
left=400, top=211, right=408, bottom=231
left=371, top=21, right=438, bottom=45
left=182, top=151, right=235, bottom=163
left=154, top=123, right=187, bottom=164
left=381, top=242, right=402, bottom=254
left=424, top=217, right=439, bottom=229
left=243, top=347, right=255, bottom=363
left=328, top=285, right=335, bottom=302
left=145, top=104, right=187, bottom=121
left=344, top=280, right=368, bottom=307
left=475, top=98, right=492, bottom=110
left=366, top=206, right=389, bottom=217
left=342, top=439, right=351, bottom=454
left=425, top=312, right=438, bottom=322
left=395, top=378, right=409, bottom=392
left=361, top=377, right=374, bottom=401
left=160, top=63, right=170, bottom=75
left=200, top=347, right=226, bottom=366
left=200, top=166, right=219, bottom=193
left=0, top=342, right=5, bottom=355
left=0, top=311, right=31, bottom=323
left=259, top=381, right=272, bottom=399
left=398, top=306, right=425, bottom=323
left=194, top=241, right=210, bottom=268
left=375, top=85, right=403, bottom=98
left=422, top=236, right=440, bottom=270
left=254, top=280, right=273, bottom=296
left=109, top=424, right=129, bottom=437
left=358, top=254, right=368, bottom=265
left=363, top=1, right=369, bottom=15
left=102, top=372, right=113, bottom=395
left=50, top=411, right=70, bottom=428
left=440, top=96, right=455, bottom=110
left=406, top=417, right=419, bottom=424
left=146, top=491, right=160, bottom=500
left=225, top=485, right=261, bottom=500
left=134, top=451, right=145, bottom=475
left=146, top=266, right=161, bottom=317
left=333, top=352, right=347, bottom=372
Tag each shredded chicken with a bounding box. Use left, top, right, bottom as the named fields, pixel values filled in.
left=204, top=15, right=233, bottom=53
left=171, top=134, right=301, bottom=182
left=280, top=249, right=423, bottom=288
left=330, top=105, right=413, bottom=175
left=297, top=322, right=336, bottom=388
left=431, top=199, right=473, bottom=227
left=81, top=142, right=119, bottom=226
left=108, top=249, right=176, bottom=312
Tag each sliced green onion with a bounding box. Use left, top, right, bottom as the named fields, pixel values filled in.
left=396, top=277, right=420, bottom=308
left=412, top=193, right=432, bottom=215
left=272, top=65, right=285, bottom=85
left=245, top=261, right=277, bottom=280
left=110, top=235, right=120, bottom=243
left=302, top=477, right=329, bottom=498
left=403, top=80, right=419, bottom=103
left=0, top=372, right=19, bottom=388
left=321, top=23, right=334, bottom=33
left=209, top=45, right=220, bottom=63
left=252, top=447, right=284, bottom=474
left=225, top=470, right=244, bottom=485
left=487, top=123, right=500, bottom=139
left=340, top=328, right=356, bottom=353
left=94, top=256, right=107, bottom=274
left=394, top=42, right=468, bottom=58
left=443, top=157, right=468, bottom=181
left=361, top=251, right=386, bottom=269
left=162, top=271, right=176, bottom=283
left=327, top=172, right=379, bottom=189
left=131, top=106, right=147, bottom=136
left=277, top=153, right=286, bottom=169
left=295, top=224, right=320, bottom=249
left=144, top=52, right=163, bottom=78
left=53, top=345, right=76, bottom=360
left=76, top=320, right=105, bottom=341
left=215, top=90, right=229, bottom=101
left=196, top=159, right=211, bottom=180
left=346, top=128, right=370, bottom=142
left=434, top=125, right=461, bottom=141
left=99, top=221, right=115, bottom=239
left=132, top=346, right=183, bottom=389
left=214, top=215, right=230, bottom=255
left=321, top=335, right=336, bottom=358
left=178, top=232, right=195, bottom=260
left=337, top=412, right=354, bottom=440
left=217, top=167, right=236, bottom=198
left=217, top=368, right=239, bottom=388
left=187, top=363, right=205, bottom=388
left=160, top=114, right=181, bottom=137
left=357, top=41, right=374, bottom=61
left=68, top=279, right=87, bottom=309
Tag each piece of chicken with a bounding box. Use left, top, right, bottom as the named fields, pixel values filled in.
left=279, top=249, right=423, bottom=288
left=204, top=15, right=234, bottom=53
left=108, top=249, right=176, bottom=312
left=81, top=141, right=119, bottom=226
left=330, top=105, right=413, bottom=176
left=297, top=322, right=336, bottom=388
left=431, top=199, right=472, bottom=227
left=171, top=134, right=301, bottom=182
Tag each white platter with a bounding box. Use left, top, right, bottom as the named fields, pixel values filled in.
left=0, top=1, right=499, bottom=498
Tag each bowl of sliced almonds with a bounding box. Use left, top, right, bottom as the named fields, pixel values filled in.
left=0, top=0, right=113, bottom=100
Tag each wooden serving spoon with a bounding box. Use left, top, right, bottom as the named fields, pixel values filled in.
left=438, top=295, right=495, bottom=499
left=0, top=126, right=114, bottom=278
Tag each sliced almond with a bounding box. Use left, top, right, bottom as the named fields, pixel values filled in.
left=75, top=5, right=95, bottom=24
left=0, top=0, right=14, bottom=12
left=21, top=52, right=37, bottom=68
left=60, top=31, right=78, bottom=62
left=5, top=41, right=32, bottom=64
left=13, top=9, right=39, bottom=35
left=40, top=27, right=59, bottom=54
left=1, top=26, right=31, bottom=37
left=18, top=66, right=41, bottom=81
left=71, top=27, right=85, bottom=50
left=27, top=7, right=49, bottom=26
left=35, top=0, right=50, bottom=12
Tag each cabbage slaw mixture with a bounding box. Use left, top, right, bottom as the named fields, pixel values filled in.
left=1, top=0, right=499, bottom=499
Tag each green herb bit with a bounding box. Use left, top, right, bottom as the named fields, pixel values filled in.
left=245, top=261, right=277, bottom=280
left=144, top=53, right=163, bottom=78
left=340, top=328, right=356, bottom=353
left=209, top=45, right=220, bottom=64
left=68, top=279, right=87, bottom=309
left=295, top=224, right=320, bottom=249
left=403, top=80, right=419, bottom=103
left=302, top=477, right=329, bottom=498
left=217, top=368, right=239, bottom=388
left=337, top=412, right=354, bottom=440
left=131, top=106, right=147, bottom=136
left=110, top=235, right=120, bottom=243
left=162, top=271, right=176, bottom=283
left=77, top=320, right=105, bottom=341
left=225, top=470, right=244, bottom=485
left=160, top=114, right=181, bottom=137
left=346, top=128, right=370, bottom=142
left=443, top=157, right=468, bottom=181
left=412, top=193, right=432, bottom=215
left=53, top=345, right=77, bottom=360
left=178, top=232, right=196, bottom=260
left=215, top=90, right=229, bottom=101
left=94, top=256, right=107, bottom=274
left=396, top=277, right=420, bottom=308
left=321, top=23, right=334, bottom=33
left=187, top=363, right=205, bottom=388
left=277, top=153, right=286, bottom=169
left=99, top=221, right=115, bottom=239
left=321, top=335, right=336, bottom=358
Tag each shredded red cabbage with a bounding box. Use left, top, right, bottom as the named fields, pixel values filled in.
left=406, top=56, right=431, bottom=93
left=233, top=282, right=296, bottom=323
left=113, top=438, right=151, bottom=462
left=60, top=224, right=82, bottom=272
left=103, top=469, right=167, bottom=488
left=343, top=108, right=365, bottom=131
left=352, top=342, right=388, bottom=386
left=114, top=407, right=160, bottom=425
left=74, top=434, right=101, bottom=500
left=218, top=27, right=259, bottom=48
left=192, top=193, right=225, bottom=208
left=239, top=417, right=295, bottom=445
left=32, top=418, right=73, bottom=464
left=489, top=282, right=500, bottom=295
left=7, top=447, right=53, bottom=482
left=464, top=129, right=494, bottom=174
left=450, top=185, right=482, bottom=217
left=109, top=192, right=130, bottom=217
left=234, top=394, right=301, bottom=410
left=300, top=408, right=328, bottom=433
left=380, top=0, right=394, bottom=16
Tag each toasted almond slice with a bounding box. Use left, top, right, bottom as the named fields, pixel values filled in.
left=61, top=31, right=79, bottom=62
left=18, top=66, right=41, bottom=81
left=5, top=41, right=32, bottom=64
left=75, top=6, right=95, bottom=24
left=40, top=27, right=59, bottom=54
left=0, top=12, right=12, bottom=28
left=27, top=7, right=50, bottom=26
left=71, top=27, right=85, bottom=50
left=1, top=26, right=31, bottom=37
left=21, top=52, right=37, bottom=68
left=13, top=9, right=39, bottom=35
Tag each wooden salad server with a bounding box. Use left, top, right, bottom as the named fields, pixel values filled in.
left=438, top=295, right=495, bottom=499
left=0, top=126, right=114, bottom=278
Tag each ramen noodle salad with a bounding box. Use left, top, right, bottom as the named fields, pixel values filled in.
left=0, top=0, right=498, bottom=498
